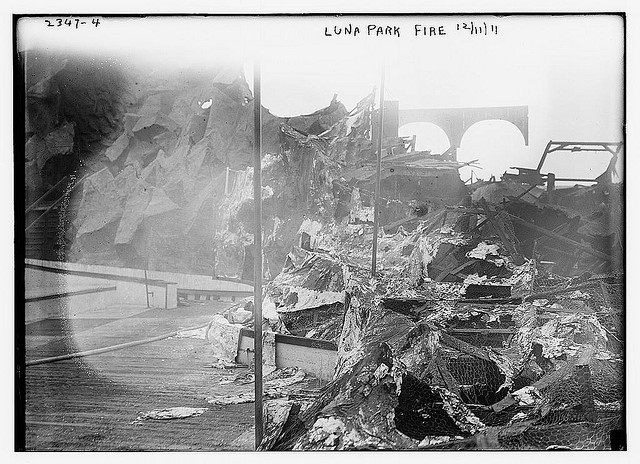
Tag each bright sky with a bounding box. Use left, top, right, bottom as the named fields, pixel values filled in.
left=18, top=15, right=624, bottom=181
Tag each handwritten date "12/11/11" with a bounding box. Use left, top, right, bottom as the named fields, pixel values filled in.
left=44, top=18, right=101, bottom=29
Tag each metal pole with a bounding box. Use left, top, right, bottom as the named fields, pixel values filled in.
left=144, top=257, right=150, bottom=308
left=371, top=65, right=385, bottom=277
left=536, top=140, right=553, bottom=172
left=252, top=59, right=264, bottom=449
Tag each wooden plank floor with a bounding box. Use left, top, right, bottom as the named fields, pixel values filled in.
left=24, top=301, right=256, bottom=451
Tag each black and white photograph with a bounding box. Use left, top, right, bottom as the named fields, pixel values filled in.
left=12, top=6, right=631, bottom=454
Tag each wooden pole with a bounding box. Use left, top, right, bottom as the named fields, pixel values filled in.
left=371, top=65, right=385, bottom=277
left=252, top=59, right=264, bottom=449
left=26, top=321, right=211, bottom=366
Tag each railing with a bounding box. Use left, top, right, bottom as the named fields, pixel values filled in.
left=25, top=168, right=104, bottom=232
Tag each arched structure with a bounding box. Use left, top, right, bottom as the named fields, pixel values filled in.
left=393, top=104, right=529, bottom=159
left=398, top=121, right=451, bottom=153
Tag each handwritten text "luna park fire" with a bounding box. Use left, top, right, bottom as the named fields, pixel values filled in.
left=323, top=22, right=499, bottom=38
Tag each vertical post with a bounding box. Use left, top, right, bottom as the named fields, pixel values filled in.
left=536, top=141, right=553, bottom=173
left=546, top=173, right=556, bottom=204
left=144, top=257, right=150, bottom=308
left=211, top=246, right=217, bottom=279
left=224, top=166, right=230, bottom=195
left=371, top=65, right=385, bottom=277
left=252, top=59, right=264, bottom=449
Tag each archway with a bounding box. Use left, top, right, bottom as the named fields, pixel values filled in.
left=398, top=122, right=450, bottom=155
left=458, top=120, right=530, bottom=182
left=397, top=106, right=529, bottom=157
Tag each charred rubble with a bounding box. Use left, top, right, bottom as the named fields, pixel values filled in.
left=23, top=57, right=624, bottom=450
left=254, top=203, right=623, bottom=450
left=221, top=91, right=623, bottom=449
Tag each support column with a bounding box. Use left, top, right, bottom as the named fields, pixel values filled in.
left=371, top=65, right=385, bottom=277
left=252, top=60, right=264, bottom=449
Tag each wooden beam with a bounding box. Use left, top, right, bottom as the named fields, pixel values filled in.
left=435, top=260, right=475, bottom=282
left=383, top=208, right=445, bottom=234
left=447, top=328, right=515, bottom=334
left=507, top=213, right=610, bottom=261
left=479, top=201, right=524, bottom=265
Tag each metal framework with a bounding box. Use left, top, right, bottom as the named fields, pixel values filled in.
left=506, top=140, right=623, bottom=185
left=536, top=141, right=623, bottom=178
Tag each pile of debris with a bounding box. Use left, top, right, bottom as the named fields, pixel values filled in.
left=218, top=92, right=623, bottom=450
left=256, top=203, right=623, bottom=450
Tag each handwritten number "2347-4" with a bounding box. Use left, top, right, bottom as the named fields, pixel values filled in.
left=44, top=18, right=101, bottom=28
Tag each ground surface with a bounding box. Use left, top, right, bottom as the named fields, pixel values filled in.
left=24, top=300, right=257, bottom=451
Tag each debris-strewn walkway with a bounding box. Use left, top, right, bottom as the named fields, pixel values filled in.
left=25, top=302, right=255, bottom=450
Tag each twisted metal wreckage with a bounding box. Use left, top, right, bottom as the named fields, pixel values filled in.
left=210, top=94, right=624, bottom=450
left=28, top=59, right=623, bottom=450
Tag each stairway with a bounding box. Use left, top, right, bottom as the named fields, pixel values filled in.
left=25, top=178, right=82, bottom=261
